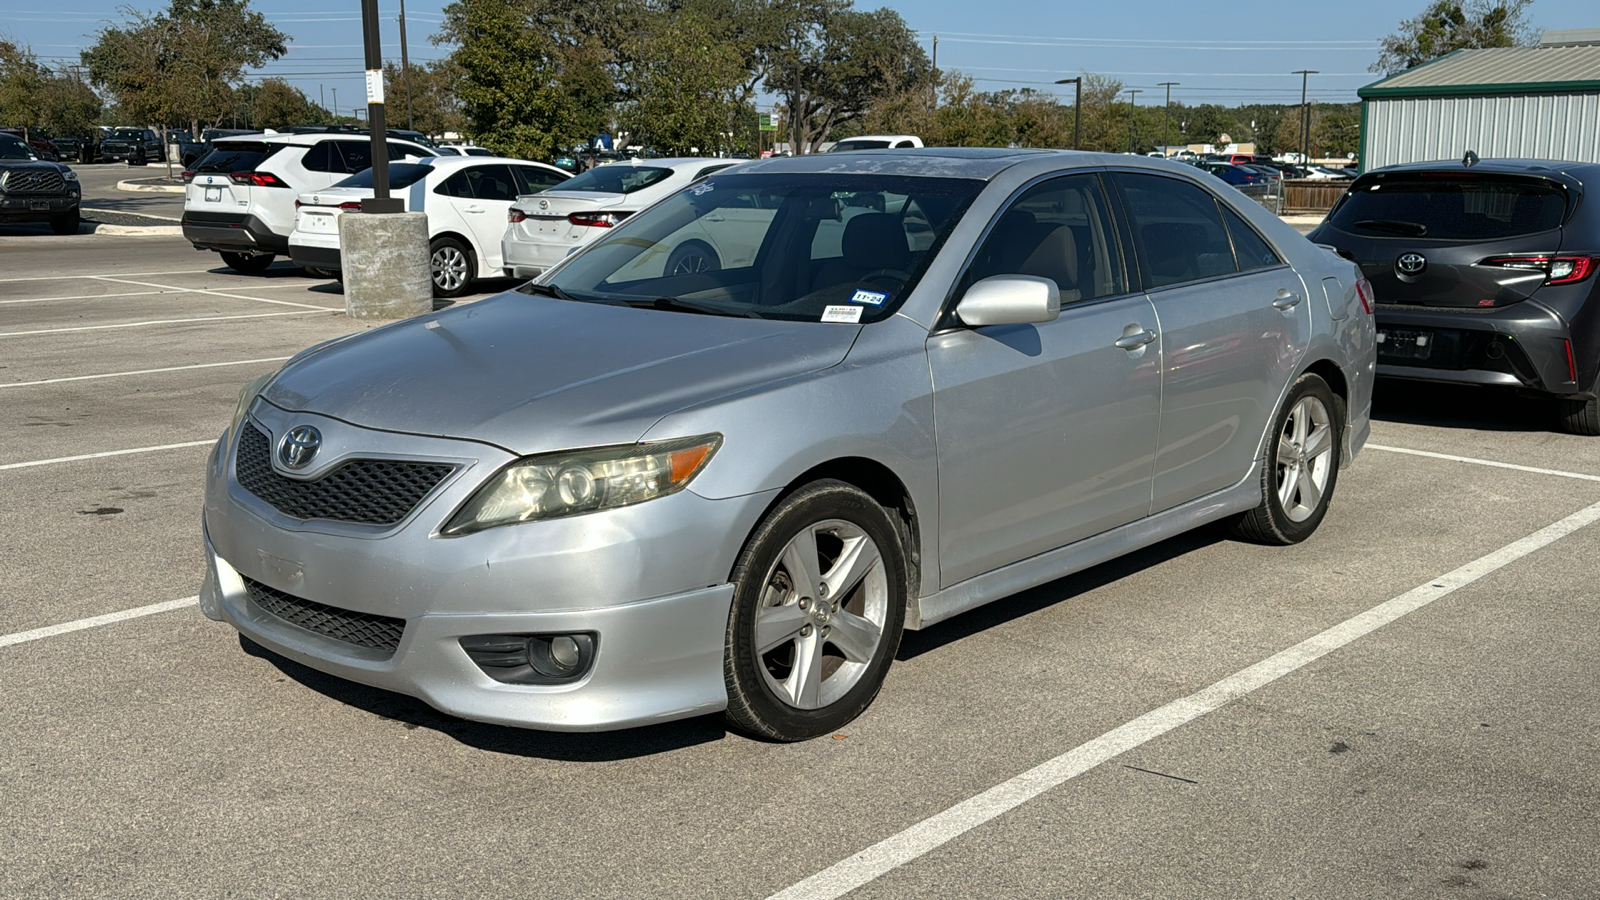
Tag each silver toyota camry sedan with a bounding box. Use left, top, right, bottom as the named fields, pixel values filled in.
left=201, top=149, right=1376, bottom=742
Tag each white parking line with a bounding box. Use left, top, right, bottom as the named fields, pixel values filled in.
left=0, top=289, right=172, bottom=306
left=0, top=440, right=213, bottom=471
left=90, top=276, right=341, bottom=312
left=0, top=269, right=211, bottom=284
left=1367, top=443, right=1600, bottom=483
left=767, top=499, right=1600, bottom=900
left=0, top=597, right=199, bottom=650
left=0, top=357, right=291, bottom=389
left=0, top=308, right=332, bottom=338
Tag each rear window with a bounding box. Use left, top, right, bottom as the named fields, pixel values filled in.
left=335, top=163, right=434, bottom=190
left=194, top=141, right=281, bottom=174
left=1329, top=175, right=1568, bottom=240
left=830, top=139, right=891, bottom=152
left=556, top=165, right=674, bottom=194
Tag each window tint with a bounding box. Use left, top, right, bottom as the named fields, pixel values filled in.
left=194, top=141, right=280, bottom=174
left=387, top=141, right=432, bottom=160
left=557, top=165, right=674, bottom=194
left=436, top=172, right=474, bottom=199
left=1221, top=205, right=1282, bottom=270
left=1117, top=173, right=1238, bottom=288
left=694, top=163, right=735, bottom=180
left=299, top=142, right=334, bottom=172
left=335, top=162, right=434, bottom=190
left=513, top=166, right=569, bottom=194
left=466, top=165, right=519, bottom=202
left=1326, top=174, right=1567, bottom=240
left=964, top=173, right=1125, bottom=303
left=331, top=141, right=373, bottom=174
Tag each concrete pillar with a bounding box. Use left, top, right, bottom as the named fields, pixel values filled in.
left=339, top=211, right=432, bottom=319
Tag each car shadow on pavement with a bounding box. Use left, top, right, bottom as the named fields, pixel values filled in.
left=238, top=634, right=727, bottom=759
left=896, top=524, right=1228, bottom=661
left=1372, top=377, right=1558, bottom=433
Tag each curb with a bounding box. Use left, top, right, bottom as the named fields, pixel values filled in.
left=82, top=206, right=180, bottom=223
left=1280, top=214, right=1326, bottom=226
left=84, top=223, right=184, bottom=236
left=116, top=179, right=186, bottom=194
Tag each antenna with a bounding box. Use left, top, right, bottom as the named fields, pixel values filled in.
left=1463, top=150, right=1480, bottom=167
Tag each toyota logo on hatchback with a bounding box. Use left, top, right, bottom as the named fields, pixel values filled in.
left=278, top=425, right=322, bottom=470
left=1396, top=253, right=1427, bottom=275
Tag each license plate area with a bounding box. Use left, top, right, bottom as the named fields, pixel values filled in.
left=205, top=186, right=222, bottom=203
left=29, top=200, right=48, bottom=210
left=1376, top=329, right=1433, bottom=361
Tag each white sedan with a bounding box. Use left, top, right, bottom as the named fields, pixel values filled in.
left=288, top=155, right=570, bottom=297
left=500, top=157, right=741, bottom=279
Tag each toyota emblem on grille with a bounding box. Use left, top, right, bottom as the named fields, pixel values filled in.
left=1397, top=253, right=1427, bottom=275
left=278, top=425, right=322, bottom=470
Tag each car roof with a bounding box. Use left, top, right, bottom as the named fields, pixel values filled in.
left=420, top=155, right=568, bottom=173
left=726, top=147, right=1077, bottom=180
left=1363, top=158, right=1600, bottom=182
left=224, top=131, right=435, bottom=148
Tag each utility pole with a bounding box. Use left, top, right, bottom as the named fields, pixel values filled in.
left=319, top=84, right=326, bottom=120
left=1125, top=89, right=1142, bottom=153
left=1293, top=70, right=1318, bottom=162
left=331, top=87, right=338, bottom=124
left=360, top=0, right=398, bottom=212
left=398, top=0, right=414, bottom=132
left=1054, top=77, right=1082, bottom=150
left=1157, top=81, right=1179, bottom=156
left=930, top=34, right=938, bottom=113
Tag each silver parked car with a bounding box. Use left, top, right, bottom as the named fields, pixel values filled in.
left=201, top=149, right=1376, bottom=741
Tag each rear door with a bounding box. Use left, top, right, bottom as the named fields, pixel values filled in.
left=453, top=164, right=523, bottom=270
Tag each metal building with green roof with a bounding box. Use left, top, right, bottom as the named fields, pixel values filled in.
left=1359, top=30, right=1600, bottom=170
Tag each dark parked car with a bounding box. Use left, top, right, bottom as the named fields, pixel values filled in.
left=50, top=133, right=97, bottom=163
left=0, top=128, right=59, bottom=161
left=0, top=133, right=81, bottom=233
left=1310, top=157, right=1600, bottom=434
left=1200, top=162, right=1274, bottom=187
left=100, top=128, right=164, bottom=165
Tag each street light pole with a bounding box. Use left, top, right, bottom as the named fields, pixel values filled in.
left=1125, top=89, right=1142, bottom=153
left=1054, top=77, right=1081, bottom=150
left=1293, top=69, right=1318, bottom=162
left=398, top=0, right=414, bottom=132
left=1157, top=81, right=1179, bottom=156
left=360, top=0, right=399, bottom=213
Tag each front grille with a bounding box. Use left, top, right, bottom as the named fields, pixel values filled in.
left=236, top=423, right=456, bottom=526
left=2, top=170, right=65, bottom=193
left=243, top=576, right=405, bottom=654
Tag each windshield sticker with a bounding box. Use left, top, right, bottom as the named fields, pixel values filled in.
left=689, top=182, right=714, bottom=196
left=849, top=289, right=889, bottom=306
left=821, top=305, right=864, bottom=324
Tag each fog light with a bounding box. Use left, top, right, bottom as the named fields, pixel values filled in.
left=460, top=632, right=597, bottom=685
left=550, top=635, right=582, bottom=670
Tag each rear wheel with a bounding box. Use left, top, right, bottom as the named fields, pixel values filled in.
left=1232, top=374, right=1341, bottom=545
left=723, top=480, right=907, bottom=742
left=666, top=240, right=721, bottom=276
left=429, top=236, right=473, bottom=298
left=49, top=208, right=80, bottom=235
left=1558, top=397, right=1600, bottom=436
left=220, top=251, right=275, bottom=275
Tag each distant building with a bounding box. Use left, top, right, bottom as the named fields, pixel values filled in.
left=1359, top=29, right=1600, bottom=170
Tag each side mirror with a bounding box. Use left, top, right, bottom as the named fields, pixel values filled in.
left=955, top=275, right=1060, bottom=327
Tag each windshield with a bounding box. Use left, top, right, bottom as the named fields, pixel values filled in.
left=1329, top=174, right=1568, bottom=240
left=0, top=135, right=31, bottom=159
left=111, top=130, right=145, bottom=140
left=336, top=162, right=434, bottom=189
left=535, top=172, right=984, bottom=323
left=830, top=139, right=892, bottom=152
left=194, top=141, right=281, bottom=174
left=556, top=165, right=675, bottom=194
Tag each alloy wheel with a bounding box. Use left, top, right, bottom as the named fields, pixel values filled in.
left=1275, top=394, right=1334, bottom=523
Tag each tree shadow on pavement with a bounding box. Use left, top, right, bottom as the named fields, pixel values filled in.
left=1372, top=377, right=1558, bottom=433
left=239, top=634, right=727, bottom=760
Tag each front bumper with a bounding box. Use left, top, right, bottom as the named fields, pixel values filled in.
left=199, top=408, right=775, bottom=731
left=1374, top=301, right=1585, bottom=398
left=183, top=211, right=289, bottom=254
left=0, top=193, right=79, bottom=221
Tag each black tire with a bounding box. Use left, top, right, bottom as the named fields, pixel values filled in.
left=666, top=240, right=721, bottom=276
left=301, top=266, right=337, bottom=279
left=1558, top=397, right=1600, bottom=436
left=724, top=480, right=907, bottom=742
left=49, top=209, right=80, bottom=235
left=219, top=251, right=276, bottom=275
left=1232, top=373, right=1341, bottom=545
left=429, top=236, right=474, bottom=298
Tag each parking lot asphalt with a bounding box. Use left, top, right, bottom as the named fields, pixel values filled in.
left=3, top=234, right=1599, bottom=899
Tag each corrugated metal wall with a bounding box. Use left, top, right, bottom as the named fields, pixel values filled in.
left=1364, top=93, right=1600, bottom=168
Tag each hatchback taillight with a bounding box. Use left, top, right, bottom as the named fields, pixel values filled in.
left=1482, top=255, right=1598, bottom=286
left=1355, top=277, right=1375, bottom=315
left=568, top=211, right=623, bottom=228
left=181, top=170, right=196, bottom=183
left=508, top=208, right=527, bottom=224
left=229, top=172, right=290, bottom=188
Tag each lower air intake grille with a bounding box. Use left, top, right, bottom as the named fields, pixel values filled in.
left=236, top=423, right=456, bottom=526
left=243, top=576, right=405, bottom=655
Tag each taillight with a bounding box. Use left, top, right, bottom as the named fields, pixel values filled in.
left=508, top=208, right=527, bottom=224
left=338, top=201, right=363, bottom=210
left=229, top=172, right=290, bottom=188
left=1355, top=277, right=1375, bottom=315
left=1481, top=255, right=1598, bottom=286
left=181, top=170, right=195, bottom=183
left=568, top=211, right=622, bottom=228
left=293, top=199, right=301, bottom=209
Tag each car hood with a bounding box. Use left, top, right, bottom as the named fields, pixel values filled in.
left=262, top=291, right=860, bottom=455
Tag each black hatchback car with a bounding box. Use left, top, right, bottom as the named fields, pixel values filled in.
left=1310, top=158, right=1600, bottom=434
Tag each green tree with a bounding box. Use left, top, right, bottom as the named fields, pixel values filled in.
left=384, top=59, right=465, bottom=138
left=1372, top=0, right=1537, bottom=75
left=246, top=78, right=316, bottom=129
left=38, top=69, right=103, bottom=136
left=1181, top=104, right=1238, bottom=148
left=0, top=37, right=47, bottom=131
left=619, top=9, right=750, bottom=153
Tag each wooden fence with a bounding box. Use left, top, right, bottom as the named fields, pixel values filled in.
left=1282, top=180, right=1351, bottom=216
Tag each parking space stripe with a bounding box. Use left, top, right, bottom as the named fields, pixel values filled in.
left=0, top=289, right=173, bottom=306
left=0, top=440, right=213, bottom=471
left=1368, top=443, right=1600, bottom=483
left=90, top=276, right=342, bottom=312
left=0, top=357, right=292, bottom=389
left=0, top=269, right=211, bottom=284
left=0, top=597, right=198, bottom=650
left=0, top=308, right=332, bottom=337
left=767, top=499, right=1600, bottom=900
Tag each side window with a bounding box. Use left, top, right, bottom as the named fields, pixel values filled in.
left=387, top=141, right=428, bottom=161
left=513, top=166, right=567, bottom=194
left=466, top=165, right=519, bottom=202
left=1116, top=173, right=1239, bottom=288
left=435, top=172, right=475, bottom=199
left=1220, top=205, right=1283, bottom=270
left=962, top=173, right=1125, bottom=304
left=300, top=142, right=334, bottom=172
left=333, top=141, right=373, bottom=174
left=895, top=140, right=915, bottom=148
left=694, top=163, right=734, bottom=180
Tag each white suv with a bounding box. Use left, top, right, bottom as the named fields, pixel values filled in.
left=182, top=131, right=436, bottom=274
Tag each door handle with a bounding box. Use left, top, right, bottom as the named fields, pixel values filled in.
left=1272, top=289, right=1302, bottom=310
left=1114, top=328, right=1157, bottom=350
left=465, top=206, right=485, bottom=214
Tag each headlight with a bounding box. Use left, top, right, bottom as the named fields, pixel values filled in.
left=229, top=373, right=273, bottom=441
left=443, top=434, right=722, bottom=535
left=62, top=170, right=78, bottom=182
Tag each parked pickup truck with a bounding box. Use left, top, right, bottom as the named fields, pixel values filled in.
left=100, top=128, right=165, bottom=165
left=0, top=132, right=81, bottom=233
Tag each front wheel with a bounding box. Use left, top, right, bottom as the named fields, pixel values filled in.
left=724, top=480, right=907, bottom=742
left=219, top=251, right=275, bottom=274
left=429, top=236, right=473, bottom=298
left=49, top=208, right=80, bottom=235
left=666, top=240, right=720, bottom=276
left=1232, top=373, right=1341, bottom=545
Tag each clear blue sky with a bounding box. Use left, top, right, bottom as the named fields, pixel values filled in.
left=5, top=0, right=1596, bottom=118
